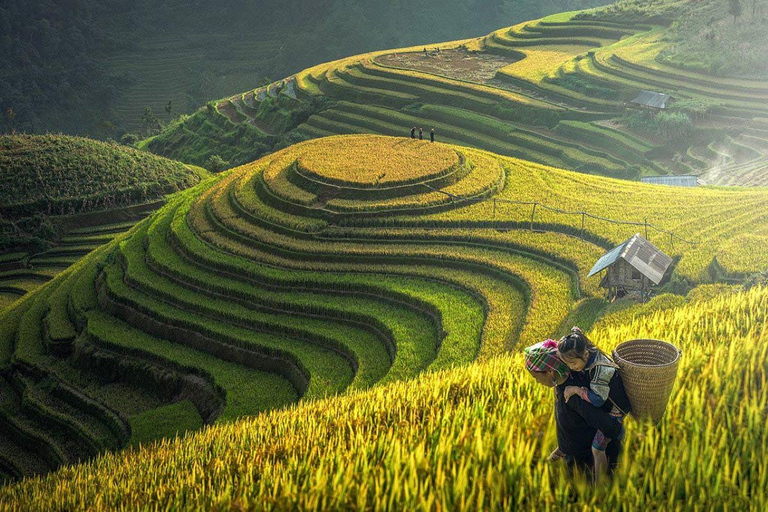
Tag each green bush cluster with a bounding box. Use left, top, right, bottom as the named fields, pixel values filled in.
left=623, top=110, right=694, bottom=144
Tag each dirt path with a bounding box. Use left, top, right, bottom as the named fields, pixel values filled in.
left=375, top=49, right=521, bottom=84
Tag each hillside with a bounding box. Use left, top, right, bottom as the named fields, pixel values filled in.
left=0, top=135, right=764, bottom=506
left=0, top=134, right=765, bottom=485
left=582, top=0, right=768, bottom=77
left=0, top=134, right=206, bottom=311
left=144, top=0, right=768, bottom=187
left=0, top=0, right=611, bottom=139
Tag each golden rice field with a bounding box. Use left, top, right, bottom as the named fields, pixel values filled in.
left=1, top=282, right=764, bottom=510
left=496, top=44, right=595, bottom=82
left=1, top=133, right=767, bottom=507
left=295, top=137, right=460, bottom=187
left=716, top=234, right=768, bottom=277
left=4, top=0, right=768, bottom=506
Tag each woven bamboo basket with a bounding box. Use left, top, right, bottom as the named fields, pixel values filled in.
left=612, top=339, right=681, bottom=423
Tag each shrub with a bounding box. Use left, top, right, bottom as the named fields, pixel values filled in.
left=120, top=133, right=140, bottom=146
left=743, top=271, right=768, bottom=290
left=206, top=155, right=231, bottom=173
left=655, top=111, right=694, bottom=143
left=623, top=110, right=694, bottom=144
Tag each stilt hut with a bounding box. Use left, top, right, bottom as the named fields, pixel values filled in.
left=588, top=233, right=672, bottom=301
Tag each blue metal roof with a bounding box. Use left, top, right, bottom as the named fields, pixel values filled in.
left=640, top=176, right=699, bottom=187
left=587, top=238, right=631, bottom=278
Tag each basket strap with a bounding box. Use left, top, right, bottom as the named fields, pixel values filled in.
left=608, top=397, right=628, bottom=418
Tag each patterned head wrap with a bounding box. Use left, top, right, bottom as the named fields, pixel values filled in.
left=524, top=339, right=569, bottom=380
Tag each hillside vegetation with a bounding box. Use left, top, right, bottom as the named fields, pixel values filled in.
left=0, top=135, right=199, bottom=220
left=0, top=134, right=766, bottom=485
left=0, top=134, right=205, bottom=311
left=1, top=256, right=765, bottom=508
left=582, top=0, right=768, bottom=77
left=145, top=0, right=768, bottom=187
left=0, top=0, right=611, bottom=138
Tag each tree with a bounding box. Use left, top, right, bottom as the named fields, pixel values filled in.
left=141, top=106, right=162, bottom=135
left=6, top=107, right=16, bottom=134
left=656, top=111, right=694, bottom=144
left=729, top=0, right=742, bottom=22
left=165, top=100, right=173, bottom=118
left=120, top=132, right=140, bottom=146
left=206, top=154, right=231, bottom=172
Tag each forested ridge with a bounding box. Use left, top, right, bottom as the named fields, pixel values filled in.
left=0, top=0, right=610, bottom=139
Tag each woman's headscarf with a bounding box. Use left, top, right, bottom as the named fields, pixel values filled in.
left=524, top=339, right=569, bottom=380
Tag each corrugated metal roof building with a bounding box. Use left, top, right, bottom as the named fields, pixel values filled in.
left=630, top=91, right=672, bottom=110
left=588, top=233, right=673, bottom=300
left=640, top=175, right=699, bottom=187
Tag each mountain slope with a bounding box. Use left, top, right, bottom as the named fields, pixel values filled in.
left=0, top=134, right=766, bottom=483
left=143, top=1, right=768, bottom=186
left=0, top=0, right=611, bottom=138
left=0, top=134, right=206, bottom=311
left=1, top=280, right=765, bottom=509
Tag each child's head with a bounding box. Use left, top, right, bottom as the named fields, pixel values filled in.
left=557, top=327, right=594, bottom=372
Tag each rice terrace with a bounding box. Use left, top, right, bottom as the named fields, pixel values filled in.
left=1, top=0, right=768, bottom=510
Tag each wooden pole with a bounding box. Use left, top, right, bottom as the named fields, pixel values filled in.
left=580, top=212, right=585, bottom=240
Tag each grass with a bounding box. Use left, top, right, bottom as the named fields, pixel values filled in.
left=0, top=131, right=765, bottom=498
left=295, top=136, right=459, bottom=187
left=0, top=134, right=204, bottom=311
left=4, top=0, right=768, bottom=498
left=151, top=195, right=482, bottom=377
left=716, top=234, right=768, bottom=277
left=139, top=0, right=768, bottom=191
left=128, top=400, right=204, bottom=448
left=0, top=135, right=200, bottom=221
left=117, top=223, right=389, bottom=391
left=6, top=7, right=768, bottom=481
left=495, top=44, right=596, bottom=82
left=2, top=283, right=765, bottom=509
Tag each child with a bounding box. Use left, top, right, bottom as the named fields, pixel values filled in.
left=557, top=327, right=631, bottom=482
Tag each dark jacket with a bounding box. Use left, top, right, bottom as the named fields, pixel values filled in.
left=555, top=371, right=623, bottom=468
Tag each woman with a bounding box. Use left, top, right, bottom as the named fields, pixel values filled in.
left=524, top=340, right=624, bottom=477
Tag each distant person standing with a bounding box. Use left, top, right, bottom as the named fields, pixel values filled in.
left=423, top=47, right=428, bottom=57
left=410, top=126, right=416, bottom=139
left=430, top=128, right=435, bottom=143
left=419, top=128, right=423, bottom=140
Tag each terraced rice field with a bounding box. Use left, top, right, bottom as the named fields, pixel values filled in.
left=2, top=195, right=767, bottom=508
left=0, top=220, right=159, bottom=314
left=0, top=134, right=766, bottom=484
left=0, top=134, right=209, bottom=313
left=156, top=8, right=768, bottom=186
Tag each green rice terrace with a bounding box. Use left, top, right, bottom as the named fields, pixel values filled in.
left=144, top=1, right=768, bottom=187
left=0, top=133, right=767, bottom=491
left=0, top=134, right=207, bottom=311
left=2, top=1, right=768, bottom=508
